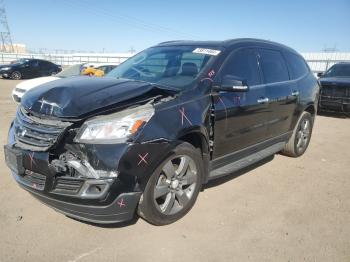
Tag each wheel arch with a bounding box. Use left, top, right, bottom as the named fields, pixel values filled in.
left=178, top=130, right=210, bottom=184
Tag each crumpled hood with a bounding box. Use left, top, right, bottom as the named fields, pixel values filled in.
left=21, top=76, right=178, bottom=118
left=320, top=77, right=350, bottom=86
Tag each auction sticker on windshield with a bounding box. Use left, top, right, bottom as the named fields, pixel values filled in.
left=193, top=48, right=221, bottom=56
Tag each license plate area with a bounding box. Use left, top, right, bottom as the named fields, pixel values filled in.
left=4, top=145, right=25, bottom=175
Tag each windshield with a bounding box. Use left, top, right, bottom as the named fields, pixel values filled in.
left=324, top=64, right=350, bottom=77
left=56, top=64, right=85, bottom=78
left=106, top=46, right=220, bottom=88
left=12, top=58, right=29, bottom=65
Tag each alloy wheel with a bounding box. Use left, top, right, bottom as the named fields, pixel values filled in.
left=296, top=118, right=311, bottom=151
left=153, top=155, right=198, bottom=215
left=11, top=71, right=21, bottom=80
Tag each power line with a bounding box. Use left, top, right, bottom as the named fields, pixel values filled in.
left=63, top=0, right=199, bottom=39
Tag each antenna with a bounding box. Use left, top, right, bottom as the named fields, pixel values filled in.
left=0, top=0, right=14, bottom=52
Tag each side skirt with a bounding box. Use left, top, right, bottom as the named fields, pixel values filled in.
left=207, top=132, right=291, bottom=181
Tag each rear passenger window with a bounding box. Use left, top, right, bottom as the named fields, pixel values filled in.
left=258, top=49, right=289, bottom=84
left=221, top=49, right=260, bottom=86
left=284, top=52, right=309, bottom=79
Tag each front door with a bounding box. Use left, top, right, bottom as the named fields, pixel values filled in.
left=212, top=48, right=269, bottom=159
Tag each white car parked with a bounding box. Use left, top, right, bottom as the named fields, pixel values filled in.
left=11, top=63, right=117, bottom=103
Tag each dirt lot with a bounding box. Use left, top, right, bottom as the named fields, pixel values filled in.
left=0, top=79, right=349, bottom=262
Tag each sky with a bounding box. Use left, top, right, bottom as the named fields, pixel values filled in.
left=4, top=0, right=350, bottom=53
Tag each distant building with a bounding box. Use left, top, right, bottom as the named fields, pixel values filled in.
left=0, top=43, right=26, bottom=53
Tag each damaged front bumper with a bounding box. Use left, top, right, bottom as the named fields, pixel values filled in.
left=5, top=121, right=173, bottom=224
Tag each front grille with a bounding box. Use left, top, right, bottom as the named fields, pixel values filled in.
left=320, top=84, right=350, bottom=98
left=52, top=177, right=84, bottom=195
left=20, top=170, right=46, bottom=190
left=13, top=107, right=72, bottom=151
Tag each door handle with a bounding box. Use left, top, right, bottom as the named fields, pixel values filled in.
left=257, top=97, right=269, bottom=104
left=291, top=90, right=299, bottom=96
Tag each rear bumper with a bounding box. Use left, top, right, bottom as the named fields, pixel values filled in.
left=13, top=172, right=141, bottom=224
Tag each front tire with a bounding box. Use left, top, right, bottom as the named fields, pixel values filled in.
left=138, top=142, right=203, bottom=225
left=282, top=111, right=313, bottom=157
left=10, top=71, right=22, bottom=80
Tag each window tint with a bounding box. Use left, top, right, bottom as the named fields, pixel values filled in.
left=221, top=48, right=260, bottom=86
left=284, top=52, right=309, bottom=79
left=258, top=49, right=289, bottom=84
left=29, top=60, right=39, bottom=67
left=40, top=61, right=51, bottom=68
left=324, top=64, right=350, bottom=77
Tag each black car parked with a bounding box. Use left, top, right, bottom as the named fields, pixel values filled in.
left=0, top=59, right=62, bottom=80
left=4, top=39, right=319, bottom=225
left=318, top=62, right=350, bottom=113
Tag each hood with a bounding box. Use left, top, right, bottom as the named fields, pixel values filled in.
left=16, top=76, right=60, bottom=91
left=0, top=64, right=11, bottom=69
left=21, top=76, right=179, bottom=119
left=320, top=77, right=350, bottom=86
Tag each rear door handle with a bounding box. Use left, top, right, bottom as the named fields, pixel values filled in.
left=257, top=97, right=269, bottom=104
left=292, top=90, right=299, bottom=96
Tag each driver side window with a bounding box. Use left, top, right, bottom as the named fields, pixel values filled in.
left=221, top=49, right=260, bottom=86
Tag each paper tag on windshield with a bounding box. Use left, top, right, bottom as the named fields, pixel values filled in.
left=193, top=48, right=221, bottom=56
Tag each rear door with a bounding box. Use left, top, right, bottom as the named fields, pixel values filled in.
left=23, top=60, right=40, bottom=78
left=38, top=61, right=54, bottom=76
left=257, top=49, right=297, bottom=138
left=212, top=48, right=269, bottom=158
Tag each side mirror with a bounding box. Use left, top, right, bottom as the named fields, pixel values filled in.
left=317, top=72, right=323, bottom=77
left=213, top=75, right=249, bottom=92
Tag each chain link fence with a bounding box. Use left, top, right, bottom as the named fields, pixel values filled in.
left=1, top=51, right=350, bottom=73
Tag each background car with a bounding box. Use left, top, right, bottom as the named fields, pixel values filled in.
left=81, top=64, right=117, bottom=77
left=0, top=59, right=62, bottom=80
left=12, top=63, right=86, bottom=103
left=318, top=62, right=350, bottom=113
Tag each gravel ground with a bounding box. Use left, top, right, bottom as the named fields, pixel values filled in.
left=0, top=79, right=349, bottom=262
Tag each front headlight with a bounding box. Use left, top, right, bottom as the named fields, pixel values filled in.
left=1, top=67, right=10, bottom=70
left=74, top=104, right=154, bottom=144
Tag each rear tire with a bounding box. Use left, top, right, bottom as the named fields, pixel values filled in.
left=137, top=142, right=203, bottom=225
left=10, top=71, right=22, bottom=80
left=282, top=111, right=313, bottom=157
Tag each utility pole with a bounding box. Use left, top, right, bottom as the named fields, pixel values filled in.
left=128, top=46, right=136, bottom=54
left=0, top=0, right=14, bottom=52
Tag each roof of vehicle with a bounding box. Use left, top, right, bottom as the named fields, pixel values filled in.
left=332, top=62, right=350, bottom=65
left=14, top=58, right=56, bottom=63
left=157, top=38, right=299, bottom=55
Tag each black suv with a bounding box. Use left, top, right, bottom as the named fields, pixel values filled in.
left=4, top=39, right=319, bottom=225
left=0, top=58, right=61, bottom=79
left=318, top=62, right=350, bottom=113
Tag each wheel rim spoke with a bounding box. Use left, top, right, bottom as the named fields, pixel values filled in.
left=176, top=156, right=190, bottom=177
left=181, top=170, right=197, bottom=185
left=162, top=160, right=176, bottom=179
left=163, top=193, right=175, bottom=214
left=175, top=190, right=190, bottom=207
left=154, top=184, right=170, bottom=198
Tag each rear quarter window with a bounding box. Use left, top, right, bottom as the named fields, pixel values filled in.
left=284, top=52, right=309, bottom=79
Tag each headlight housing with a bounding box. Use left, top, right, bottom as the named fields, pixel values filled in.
left=1, top=67, right=10, bottom=70
left=74, top=104, right=154, bottom=144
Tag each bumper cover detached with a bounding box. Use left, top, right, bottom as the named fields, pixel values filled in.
left=13, top=172, right=141, bottom=224
left=4, top=142, right=142, bottom=224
